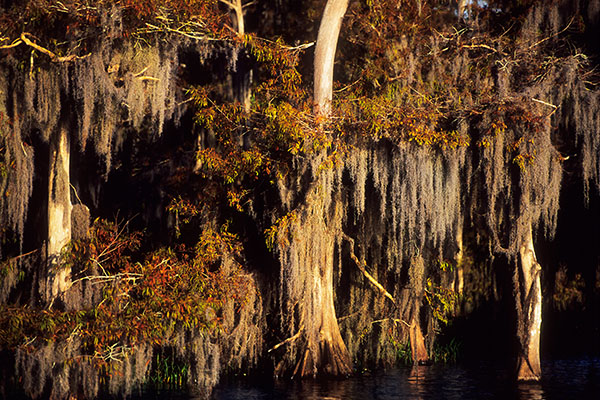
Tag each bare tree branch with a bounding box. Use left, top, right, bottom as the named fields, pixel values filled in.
left=267, top=324, right=304, bottom=353
left=20, top=33, right=90, bottom=62
left=342, top=233, right=395, bottom=304
left=0, top=38, right=23, bottom=49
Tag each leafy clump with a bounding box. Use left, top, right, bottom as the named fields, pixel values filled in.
left=0, top=219, right=257, bottom=396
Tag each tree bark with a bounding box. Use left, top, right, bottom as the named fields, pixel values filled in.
left=408, top=255, right=429, bottom=364
left=297, top=244, right=353, bottom=377
left=220, top=0, right=245, bottom=36
left=409, top=316, right=429, bottom=364
left=45, top=122, right=72, bottom=305
left=454, top=223, right=464, bottom=295
left=515, top=225, right=542, bottom=381
left=293, top=0, right=351, bottom=377
left=314, top=0, right=349, bottom=116
left=272, top=0, right=353, bottom=378
left=275, top=187, right=352, bottom=378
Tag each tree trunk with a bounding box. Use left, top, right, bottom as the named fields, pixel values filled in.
left=233, top=53, right=252, bottom=114
left=409, top=315, right=429, bottom=364
left=298, top=0, right=351, bottom=376
left=295, top=234, right=352, bottom=377
left=314, top=0, right=349, bottom=116
left=515, top=225, right=542, bottom=381
left=222, top=1, right=252, bottom=118
left=275, top=183, right=352, bottom=378
left=408, top=255, right=429, bottom=364
left=454, top=223, right=464, bottom=295
left=45, top=122, right=72, bottom=305
left=273, top=0, right=353, bottom=378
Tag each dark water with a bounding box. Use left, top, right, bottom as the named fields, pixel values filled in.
left=208, top=358, right=600, bottom=400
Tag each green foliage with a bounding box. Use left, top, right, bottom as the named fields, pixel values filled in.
left=424, top=278, right=457, bottom=325
left=69, top=218, right=140, bottom=263
left=553, top=265, right=585, bottom=312
left=167, top=196, right=201, bottom=238
left=438, top=259, right=454, bottom=273
left=264, top=211, right=297, bottom=252
left=243, top=35, right=304, bottom=98
left=0, top=0, right=597, bottom=388
left=389, top=334, right=412, bottom=365
left=147, top=348, right=189, bottom=390
left=431, top=338, right=461, bottom=364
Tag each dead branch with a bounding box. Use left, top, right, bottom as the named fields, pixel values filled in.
left=461, top=43, right=498, bottom=53
left=94, top=343, right=131, bottom=363
left=528, top=16, right=574, bottom=50
left=136, top=76, right=160, bottom=82
left=337, top=310, right=360, bottom=322
left=532, top=97, right=558, bottom=116
left=282, top=41, right=315, bottom=51
left=142, top=22, right=215, bottom=41
left=20, top=33, right=90, bottom=62
left=133, top=66, right=149, bottom=77
left=531, top=97, right=557, bottom=109
left=267, top=324, right=304, bottom=353
left=371, top=317, right=411, bottom=327
left=70, top=272, right=143, bottom=286
left=0, top=38, right=23, bottom=50
left=4, top=248, right=39, bottom=262
left=342, top=233, right=395, bottom=304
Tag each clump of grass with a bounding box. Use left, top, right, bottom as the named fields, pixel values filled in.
left=147, top=348, right=189, bottom=390
left=388, top=334, right=413, bottom=365
left=431, top=338, right=461, bottom=364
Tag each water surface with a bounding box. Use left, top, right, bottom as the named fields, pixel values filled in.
left=210, top=358, right=600, bottom=400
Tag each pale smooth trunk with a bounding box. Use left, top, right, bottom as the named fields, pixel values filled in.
left=516, top=226, right=542, bottom=381
left=46, top=124, right=72, bottom=304
left=314, top=0, right=349, bottom=115
left=224, top=1, right=252, bottom=114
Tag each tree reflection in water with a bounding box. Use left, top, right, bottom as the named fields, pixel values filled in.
left=209, top=358, right=600, bottom=400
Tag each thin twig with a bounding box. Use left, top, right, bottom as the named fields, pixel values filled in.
left=6, top=248, right=39, bottom=262
left=532, top=97, right=558, bottom=116
left=461, top=43, right=498, bottom=53
left=143, top=23, right=216, bottom=41
left=133, top=66, right=149, bottom=77
left=71, top=272, right=143, bottom=286
left=69, top=183, right=84, bottom=205
left=528, top=16, right=574, bottom=50
left=371, top=318, right=411, bottom=327
left=531, top=97, right=557, bottom=109
left=0, top=39, right=22, bottom=50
